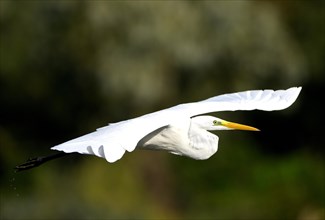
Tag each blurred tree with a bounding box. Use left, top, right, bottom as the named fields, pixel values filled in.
left=0, top=1, right=323, bottom=220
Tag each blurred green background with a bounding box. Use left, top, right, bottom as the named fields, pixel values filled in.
left=1, top=1, right=324, bottom=219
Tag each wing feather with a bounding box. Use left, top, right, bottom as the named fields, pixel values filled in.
left=173, top=87, right=301, bottom=116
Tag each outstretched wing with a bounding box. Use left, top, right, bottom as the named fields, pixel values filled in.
left=170, top=87, right=302, bottom=117
left=52, top=87, right=301, bottom=163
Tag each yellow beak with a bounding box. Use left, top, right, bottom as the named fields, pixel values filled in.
left=221, top=120, right=260, bottom=131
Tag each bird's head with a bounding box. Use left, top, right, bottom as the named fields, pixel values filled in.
left=191, top=115, right=260, bottom=131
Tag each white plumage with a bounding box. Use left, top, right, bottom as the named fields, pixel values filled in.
left=52, top=87, right=301, bottom=162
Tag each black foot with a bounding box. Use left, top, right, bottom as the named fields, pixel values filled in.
left=15, top=156, right=45, bottom=172
left=15, top=152, right=68, bottom=172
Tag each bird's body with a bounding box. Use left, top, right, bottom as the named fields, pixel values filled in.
left=50, top=87, right=301, bottom=163
left=137, top=118, right=219, bottom=160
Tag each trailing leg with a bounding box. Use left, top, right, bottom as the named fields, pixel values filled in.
left=15, top=152, right=70, bottom=172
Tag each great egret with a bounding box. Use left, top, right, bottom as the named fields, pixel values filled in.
left=16, top=87, right=301, bottom=171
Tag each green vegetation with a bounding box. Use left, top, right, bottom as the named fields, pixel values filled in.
left=1, top=1, right=324, bottom=219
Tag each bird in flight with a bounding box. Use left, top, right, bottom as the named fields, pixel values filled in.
left=16, top=87, right=301, bottom=171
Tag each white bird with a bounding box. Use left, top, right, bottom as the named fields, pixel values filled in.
left=16, top=87, right=301, bottom=171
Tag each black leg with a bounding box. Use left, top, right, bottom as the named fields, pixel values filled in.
left=15, top=152, right=70, bottom=172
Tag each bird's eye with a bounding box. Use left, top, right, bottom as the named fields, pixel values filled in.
left=213, top=120, right=219, bottom=125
